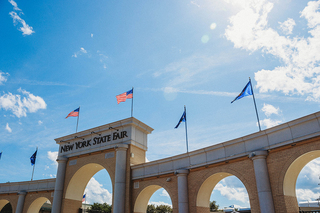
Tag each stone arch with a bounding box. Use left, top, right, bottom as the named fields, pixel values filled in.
left=27, top=197, right=50, bottom=213
left=133, top=185, right=173, bottom=213
left=283, top=150, right=320, bottom=197
left=193, top=164, right=256, bottom=212
left=196, top=172, right=232, bottom=207
left=65, top=163, right=114, bottom=201
left=0, top=199, right=10, bottom=211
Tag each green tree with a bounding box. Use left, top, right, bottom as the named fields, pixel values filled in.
left=146, top=204, right=173, bottom=213
left=147, top=204, right=156, bottom=213
left=88, top=203, right=111, bottom=213
left=155, top=204, right=172, bottom=213
left=210, top=201, right=219, bottom=212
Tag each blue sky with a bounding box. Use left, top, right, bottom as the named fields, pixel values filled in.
left=1, top=0, right=320, bottom=209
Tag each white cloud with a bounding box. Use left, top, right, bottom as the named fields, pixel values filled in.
left=38, top=120, right=43, bottom=125
left=98, top=53, right=108, bottom=69
left=298, top=158, right=320, bottom=185
left=47, top=151, right=58, bottom=167
left=0, top=88, right=46, bottom=118
left=80, top=47, right=87, bottom=54
left=297, top=158, right=320, bottom=202
left=85, top=177, right=112, bottom=204
left=91, top=34, right=93, bottom=38
left=160, top=189, right=170, bottom=198
left=259, top=118, right=282, bottom=128
left=279, top=18, right=296, bottom=35
left=148, top=201, right=172, bottom=207
left=5, top=123, right=12, bottom=133
left=9, top=11, right=34, bottom=36
left=296, top=188, right=320, bottom=201
left=8, top=0, right=21, bottom=11
left=0, top=72, right=9, bottom=85
left=225, top=0, right=320, bottom=102
left=72, top=47, right=88, bottom=58
left=214, top=183, right=249, bottom=204
left=261, top=103, right=280, bottom=117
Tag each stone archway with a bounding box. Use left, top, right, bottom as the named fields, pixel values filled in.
left=196, top=171, right=252, bottom=212
left=0, top=200, right=10, bottom=212
left=196, top=172, right=232, bottom=208
left=27, top=197, right=50, bottom=213
left=283, top=150, right=320, bottom=197
left=133, top=185, right=173, bottom=213
left=65, top=163, right=113, bottom=201
left=281, top=150, right=320, bottom=212
left=0, top=200, right=9, bottom=211
left=62, top=162, right=114, bottom=213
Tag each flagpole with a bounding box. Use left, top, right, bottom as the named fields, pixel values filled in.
left=184, top=105, right=189, bottom=153
left=249, top=78, right=261, bottom=131
left=131, top=87, right=134, bottom=117
left=76, top=106, right=80, bottom=133
left=31, top=147, right=38, bottom=181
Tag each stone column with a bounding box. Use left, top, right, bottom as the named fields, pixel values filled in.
left=249, top=150, right=275, bottom=213
left=176, top=169, right=189, bottom=213
left=113, top=145, right=128, bottom=213
left=51, top=156, right=68, bottom=213
left=15, top=191, right=26, bottom=213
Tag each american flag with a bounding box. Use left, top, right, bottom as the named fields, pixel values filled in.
left=65, top=107, right=80, bottom=118
left=82, top=194, right=86, bottom=202
left=116, top=89, right=133, bottom=104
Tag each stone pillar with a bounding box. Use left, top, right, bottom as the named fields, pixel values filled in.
left=15, top=191, right=26, bottom=213
left=176, top=169, right=189, bottom=213
left=249, top=150, right=275, bottom=213
left=113, top=145, right=128, bottom=213
left=51, top=156, right=68, bottom=213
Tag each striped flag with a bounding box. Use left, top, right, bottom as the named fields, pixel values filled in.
left=116, top=89, right=133, bottom=104
left=65, top=107, right=80, bottom=118
left=82, top=194, right=86, bottom=202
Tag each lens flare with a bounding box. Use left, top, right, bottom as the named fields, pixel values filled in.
left=210, top=23, right=217, bottom=30
left=201, top=35, right=210, bottom=43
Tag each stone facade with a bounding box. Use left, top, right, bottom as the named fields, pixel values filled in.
left=1, top=113, right=320, bottom=213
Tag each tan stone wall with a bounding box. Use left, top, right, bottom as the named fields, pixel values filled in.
left=188, top=158, right=260, bottom=213
left=4, top=135, right=320, bottom=213
left=62, top=149, right=117, bottom=213
left=0, top=190, right=52, bottom=213
left=132, top=158, right=260, bottom=213
left=130, top=145, right=146, bottom=165
left=267, top=137, right=320, bottom=213
left=0, top=193, right=18, bottom=213
left=132, top=174, right=178, bottom=213
left=22, top=191, right=53, bottom=212
left=61, top=198, right=82, bottom=213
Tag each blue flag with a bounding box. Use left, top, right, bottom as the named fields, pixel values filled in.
left=231, top=81, right=253, bottom=103
left=0, top=152, right=2, bottom=160
left=30, top=150, right=37, bottom=166
left=175, top=110, right=186, bottom=129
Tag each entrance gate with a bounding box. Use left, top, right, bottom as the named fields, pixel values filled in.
left=51, top=117, right=153, bottom=213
